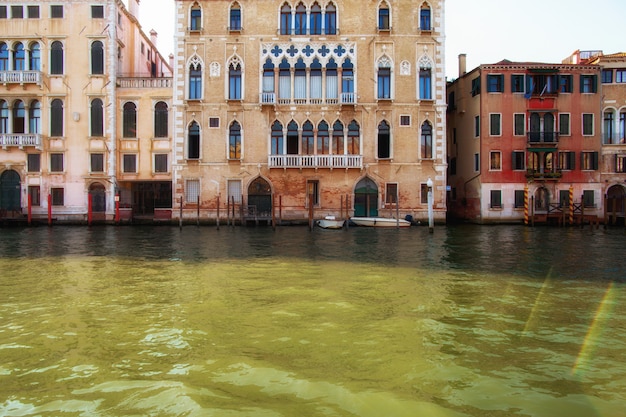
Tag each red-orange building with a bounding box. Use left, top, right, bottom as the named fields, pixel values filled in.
left=447, top=55, right=603, bottom=224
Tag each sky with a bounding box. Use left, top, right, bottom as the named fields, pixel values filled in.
left=129, top=0, right=626, bottom=80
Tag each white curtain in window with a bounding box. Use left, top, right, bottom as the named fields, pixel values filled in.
left=310, top=73, right=322, bottom=98
left=326, top=74, right=338, bottom=99
left=228, top=180, right=242, bottom=204
left=279, top=74, right=290, bottom=99
left=295, top=73, right=306, bottom=99
left=263, top=74, right=274, bottom=93
left=185, top=180, right=200, bottom=203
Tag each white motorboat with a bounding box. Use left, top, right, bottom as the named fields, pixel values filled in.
left=349, top=216, right=411, bottom=228
left=316, top=215, right=345, bottom=229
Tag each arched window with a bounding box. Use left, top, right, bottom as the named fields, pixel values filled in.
left=123, top=102, right=137, bottom=138
left=13, top=42, right=25, bottom=71
left=50, top=99, right=63, bottom=136
left=29, top=42, right=40, bottom=70
left=262, top=59, right=275, bottom=102
left=544, top=113, right=555, bottom=142
left=378, top=2, right=390, bottom=30
left=310, top=3, right=322, bottom=35
left=50, top=41, right=64, bottom=75
left=294, top=59, right=306, bottom=101
left=419, top=64, right=432, bottom=99
left=377, top=57, right=392, bottom=99
left=228, top=60, right=242, bottom=100
left=529, top=112, right=541, bottom=142
left=302, top=120, right=314, bottom=154
left=0, top=43, right=8, bottom=71
left=332, top=120, right=344, bottom=154
left=90, top=98, right=104, bottom=137
left=271, top=120, right=283, bottom=155
left=341, top=59, right=354, bottom=103
left=325, top=3, right=337, bottom=35
left=190, top=4, right=202, bottom=31
left=154, top=101, right=168, bottom=138
left=347, top=120, right=360, bottom=155
left=287, top=120, right=299, bottom=154
left=420, top=3, right=431, bottom=30
left=229, top=2, right=241, bottom=31
left=188, top=121, right=200, bottom=159
left=278, top=59, right=291, bottom=100
left=91, top=40, right=104, bottom=74
left=377, top=120, right=390, bottom=159
left=326, top=59, right=338, bottom=101
left=295, top=3, right=307, bottom=35
left=620, top=111, right=626, bottom=143
left=603, top=110, right=615, bottom=144
left=229, top=121, right=241, bottom=159
left=280, top=3, right=292, bottom=35
left=13, top=100, right=25, bottom=134
left=29, top=101, right=41, bottom=134
left=317, top=120, right=329, bottom=154
left=189, top=61, right=202, bottom=99
left=0, top=100, right=8, bottom=133
left=421, top=121, right=433, bottom=159
left=310, top=59, right=322, bottom=101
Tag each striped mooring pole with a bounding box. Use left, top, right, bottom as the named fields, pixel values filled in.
left=524, top=184, right=529, bottom=225
left=569, top=185, right=574, bottom=225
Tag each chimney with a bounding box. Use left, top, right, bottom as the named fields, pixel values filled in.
left=150, top=29, right=158, bottom=47
left=128, top=0, right=140, bottom=20
left=459, top=54, right=467, bottom=78
left=169, top=53, right=174, bottom=69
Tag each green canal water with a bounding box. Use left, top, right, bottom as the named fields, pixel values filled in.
left=0, top=225, right=625, bottom=417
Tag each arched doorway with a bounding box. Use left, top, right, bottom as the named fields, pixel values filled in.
left=534, top=187, right=549, bottom=213
left=606, top=185, right=626, bottom=224
left=248, top=177, right=272, bottom=216
left=0, top=170, right=21, bottom=215
left=354, top=177, right=378, bottom=217
left=89, top=182, right=106, bottom=213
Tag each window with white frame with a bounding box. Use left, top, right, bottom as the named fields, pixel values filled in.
left=421, top=121, right=432, bottom=159
left=514, top=113, right=525, bottom=136
left=188, top=57, right=203, bottom=100
left=490, top=114, right=501, bottom=136
left=154, top=153, right=168, bottom=173
left=378, top=2, right=390, bottom=30
left=123, top=154, right=137, bottom=173
left=489, top=151, right=501, bottom=170
left=582, top=113, right=594, bottom=136
left=377, top=56, right=392, bottom=99
left=419, top=3, right=431, bottom=30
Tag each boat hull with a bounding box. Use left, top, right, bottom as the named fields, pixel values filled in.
left=349, top=217, right=411, bottom=228
left=316, top=219, right=345, bottom=229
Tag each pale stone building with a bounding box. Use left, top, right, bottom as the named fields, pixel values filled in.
left=172, top=0, right=447, bottom=224
left=0, top=0, right=172, bottom=222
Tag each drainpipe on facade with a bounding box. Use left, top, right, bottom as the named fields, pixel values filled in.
left=107, top=1, right=118, bottom=219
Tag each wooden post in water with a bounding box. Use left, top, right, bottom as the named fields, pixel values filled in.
left=216, top=195, right=220, bottom=230
left=227, top=195, right=230, bottom=226
left=308, top=193, right=314, bottom=231
left=27, top=194, right=32, bottom=226
left=345, top=194, right=350, bottom=229
left=197, top=195, right=200, bottom=227
left=179, top=196, right=183, bottom=230
left=524, top=185, right=528, bottom=226
left=272, top=193, right=276, bottom=230
left=48, top=193, right=52, bottom=226
left=88, top=193, right=93, bottom=227
left=396, top=187, right=400, bottom=229
left=603, top=194, right=608, bottom=229
left=279, top=195, right=283, bottom=226
left=581, top=194, right=585, bottom=229
left=531, top=196, right=535, bottom=227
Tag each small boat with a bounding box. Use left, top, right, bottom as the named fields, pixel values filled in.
left=349, top=216, right=411, bottom=228
left=316, top=215, right=345, bottom=229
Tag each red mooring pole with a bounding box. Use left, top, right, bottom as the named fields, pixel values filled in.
left=47, top=193, right=52, bottom=226
left=88, top=193, right=93, bottom=226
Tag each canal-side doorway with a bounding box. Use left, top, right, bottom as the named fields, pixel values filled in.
left=247, top=177, right=272, bottom=218
left=354, top=177, right=378, bottom=217
left=130, top=181, right=173, bottom=218
left=0, top=170, right=21, bottom=216
left=607, top=184, right=625, bottom=225
left=89, top=182, right=106, bottom=221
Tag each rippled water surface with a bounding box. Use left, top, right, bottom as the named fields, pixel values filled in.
left=0, top=225, right=625, bottom=417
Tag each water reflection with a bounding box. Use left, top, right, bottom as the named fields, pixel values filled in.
left=0, top=225, right=625, bottom=416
